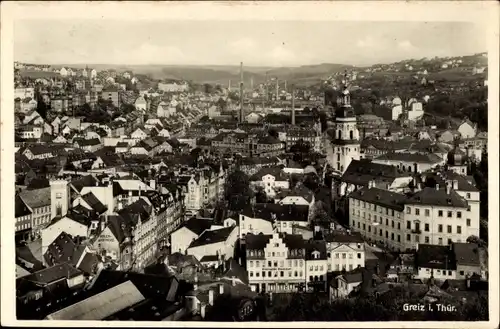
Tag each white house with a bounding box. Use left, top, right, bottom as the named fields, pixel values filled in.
left=186, top=226, right=238, bottom=262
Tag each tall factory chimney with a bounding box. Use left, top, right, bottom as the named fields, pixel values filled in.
left=275, top=78, right=279, bottom=101
left=239, top=62, right=244, bottom=123
left=284, top=80, right=287, bottom=92
left=228, top=79, right=231, bottom=91
left=250, top=76, right=254, bottom=90
left=265, top=71, right=269, bottom=102
left=291, top=84, right=296, bottom=125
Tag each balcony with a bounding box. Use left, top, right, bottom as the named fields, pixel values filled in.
left=411, top=229, right=422, bottom=234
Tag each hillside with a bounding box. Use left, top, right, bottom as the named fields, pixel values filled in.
left=37, top=52, right=488, bottom=87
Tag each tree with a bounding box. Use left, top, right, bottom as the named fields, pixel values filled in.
left=224, top=170, right=253, bottom=212
left=254, top=185, right=268, bottom=203
left=268, top=128, right=279, bottom=139
left=203, top=83, right=214, bottom=94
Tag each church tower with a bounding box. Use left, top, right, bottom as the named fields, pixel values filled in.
left=330, top=73, right=360, bottom=174
left=50, top=179, right=70, bottom=219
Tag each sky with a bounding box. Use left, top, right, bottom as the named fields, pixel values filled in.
left=14, top=20, right=487, bottom=67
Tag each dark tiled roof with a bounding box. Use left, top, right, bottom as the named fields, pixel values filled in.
left=241, top=203, right=309, bottom=223
left=452, top=243, right=480, bottom=267
left=44, top=232, right=77, bottom=266
left=188, top=226, right=236, bottom=248
left=249, top=166, right=287, bottom=181
left=76, top=138, right=101, bottom=146
left=407, top=187, right=468, bottom=208
left=81, top=192, right=108, bottom=214
left=373, top=152, right=443, bottom=164
left=349, top=187, right=407, bottom=212
left=305, top=240, right=327, bottom=260
left=179, top=217, right=213, bottom=236
left=245, top=233, right=305, bottom=251
left=200, top=255, right=219, bottom=262
left=70, top=175, right=99, bottom=193
left=341, top=159, right=406, bottom=186
left=324, top=231, right=364, bottom=243
left=19, top=187, right=51, bottom=209
left=15, top=195, right=32, bottom=217
left=22, top=263, right=82, bottom=285
left=415, top=244, right=456, bottom=270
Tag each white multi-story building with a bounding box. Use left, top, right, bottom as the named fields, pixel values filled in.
left=245, top=232, right=307, bottom=293
left=348, top=175, right=480, bottom=252
left=324, top=232, right=366, bottom=272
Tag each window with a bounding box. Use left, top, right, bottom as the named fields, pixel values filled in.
left=460, top=271, right=465, bottom=276
left=56, top=192, right=62, bottom=199
left=466, top=193, right=471, bottom=199
left=357, top=253, right=361, bottom=259
left=391, top=220, right=394, bottom=228
left=448, top=238, right=452, bottom=245
left=457, top=226, right=462, bottom=234
left=425, top=209, right=430, bottom=216
left=424, top=223, right=429, bottom=232
left=262, top=271, right=266, bottom=277
left=447, top=225, right=452, bottom=233
left=357, top=222, right=360, bottom=229
left=448, top=211, right=452, bottom=218
left=406, top=234, right=411, bottom=241
left=349, top=264, right=353, bottom=271
left=397, top=223, right=401, bottom=230
left=457, top=211, right=462, bottom=218
left=385, top=218, right=388, bottom=226
left=335, top=253, right=339, bottom=259
left=256, top=272, right=260, bottom=277
left=363, top=224, right=366, bottom=230
left=467, top=219, right=471, bottom=226
left=256, top=261, right=260, bottom=267
left=368, top=226, right=371, bottom=232
left=438, top=210, right=443, bottom=217
left=392, top=210, right=395, bottom=216
left=349, top=253, right=353, bottom=259
left=407, top=221, right=411, bottom=229
left=397, top=235, right=401, bottom=242
left=335, top=264, right=340, bottom=271
left=438, top=238, right=443, bottom=245
left=342, top=253, right=346, bottom=259
left=467, top=206, right=471, bottom=212
left=250, top=271, right=253, bottom=277
left=280, top=271, right=284, bottom=277
left=415, top=208, right=420, bottom=216
left=425, top=236, right=429, bottom=243
left=406, top=207, right=411, bottom=214
left=438, top=224, right=443, bottom=233
left=268, top=261, right=272, bottom=267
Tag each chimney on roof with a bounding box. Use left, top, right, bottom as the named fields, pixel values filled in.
left=200, top=304, right=207, bottom=319
left=208, top=289, right=214, bottom=306
left=446, top=182, right=452, bottom=195
left=219, top=283, right=224, bottom=295
left=452, top=180, right=458, bottom=190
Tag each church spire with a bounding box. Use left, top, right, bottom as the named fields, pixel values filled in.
left=339, top=69, right=351, bottom=107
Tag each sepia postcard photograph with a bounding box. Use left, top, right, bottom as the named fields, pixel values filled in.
left=1, top=1, right=499, bottom=327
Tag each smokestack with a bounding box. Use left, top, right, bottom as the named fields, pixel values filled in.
left=276, top=78, right=279, bottom=101
left=291, top=84, right=296, bottom=125
left=250, top=76, right=254, bottom=90
left=265, top=71, right=269, bottom=102
left=208, top=289, right=214, bottom=306
left=284, top=80, right=287, bottom=91
left=228, top=79, right=231, bottom=91
left=239, top=62, right=244, bottom=123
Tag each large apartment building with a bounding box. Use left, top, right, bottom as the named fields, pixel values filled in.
left=348, top=173, right=480, bottom=252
